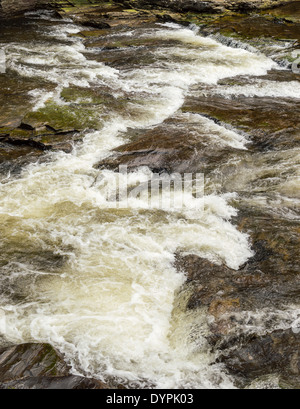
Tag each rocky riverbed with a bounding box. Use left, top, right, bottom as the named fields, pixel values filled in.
left=0, top=0, right=299, bottom=389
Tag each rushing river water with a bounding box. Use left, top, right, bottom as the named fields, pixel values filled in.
left=0, top=10, right=299, bottom=388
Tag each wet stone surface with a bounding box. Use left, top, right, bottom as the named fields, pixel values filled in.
left=175, top=205, right=300, bottom=387
left=206, top=14, right=300, bottom=43
left=96, top=115, right=241, bottom=174
left=218, top=329, right=300, bottom=388
left=183, top=92, right=300, bottom=151
left=0, top=343, right=110, bottom=389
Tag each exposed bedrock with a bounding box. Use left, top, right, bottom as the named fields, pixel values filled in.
left=0, top=0, right=294, bottom=18
left=0, top=343, right=110, bottom=389
left=117, top=0, right=294, bottom=14
left=0, top=0, right=40, bottom=17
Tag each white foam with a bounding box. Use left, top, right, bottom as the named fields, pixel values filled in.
left=25, top=9, right=73, bottom=23
left=178, top=113, right=249, bottom=149
left=212, top=79, right=300, bottom=99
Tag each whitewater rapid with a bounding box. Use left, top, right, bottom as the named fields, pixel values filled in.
left=0, top=16, right=297, bottom=388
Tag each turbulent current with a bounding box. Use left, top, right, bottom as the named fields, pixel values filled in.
left=0, top=11, right=299, bottom=389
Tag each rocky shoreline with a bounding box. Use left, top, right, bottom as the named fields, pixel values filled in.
left=118, top=0, right=294, bottom=14
left=0, top=0, right=295, bottom=18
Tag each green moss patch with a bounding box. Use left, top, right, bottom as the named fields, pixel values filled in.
left=23, top=101, right=102, bottom=131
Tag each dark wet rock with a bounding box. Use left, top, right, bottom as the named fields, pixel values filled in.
left=82, top=33, right=180, bottom=70
left=0, top=126, right=81, bottom=155
left=0, top=74, right=49, bottom=129
left=0, top=143, right=44, bottom=171
left=83, top=33, right=177, bottom=50
left=205, top=13, right=300, bottom=42
left=0, top=68, right=82, bottom=167
left=183, top=86, right=300, bottom=151
left=0, top=80, right=105, bottom=169
left=176, top=207, right=300, bottom=315
left=218, top=329, right=300, bottom=387
left=0, top=134, right=51, bottom=152
left=0, top=343, right=70, bottom=381
left=54, top=0, right=297, bottom=36
left=0, top=375, right=109, bottom=390
left=176, top=254, right=270, bottom=315
left=117, top=0, right=292, bottom=14
left=0, top=0, right=39, bottom=18
left=0, top=343, right=110, bottom=389
left=175, top=205, right=300, bottom=386
left=264, top=1, right=300, bottom=24
left=96, top=117, right=239, bottom=174
left=22, top=105, right=97, bottom=134
left=118, top=0, right=225, bottom=13
left=56, top=2, right=160, bottom=29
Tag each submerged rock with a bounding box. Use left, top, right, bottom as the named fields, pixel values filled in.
left=175, top=205, right=300, bottom=387
left=0, top=1, right=39, bottom=18
left=0, top=343, right=110, bottom=389
left=0, top=343, right=70, bottom=381
left=218, top=329, right=300, bottom=387
left=205, top=13, right=300, bottom=42
left=95, top=115, right=240, bottom=174
left=183, top=89, right=300, bottom=151
left=0, top=375, right=109, bottom=390
left=177, top=207, right=300, bottom=312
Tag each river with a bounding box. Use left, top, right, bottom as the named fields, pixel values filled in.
left=0, top=9, right=299, bottom=389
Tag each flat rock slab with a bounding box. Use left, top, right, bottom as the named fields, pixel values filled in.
left=0, top=375, right=109, bottom=389
left=0, top=343, right=109, bottom=389
left=96, top=115, right=239, bottom=174
left=0, top=343, right=70, bottom=381
left=207, top=13, right=300, bottom=42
